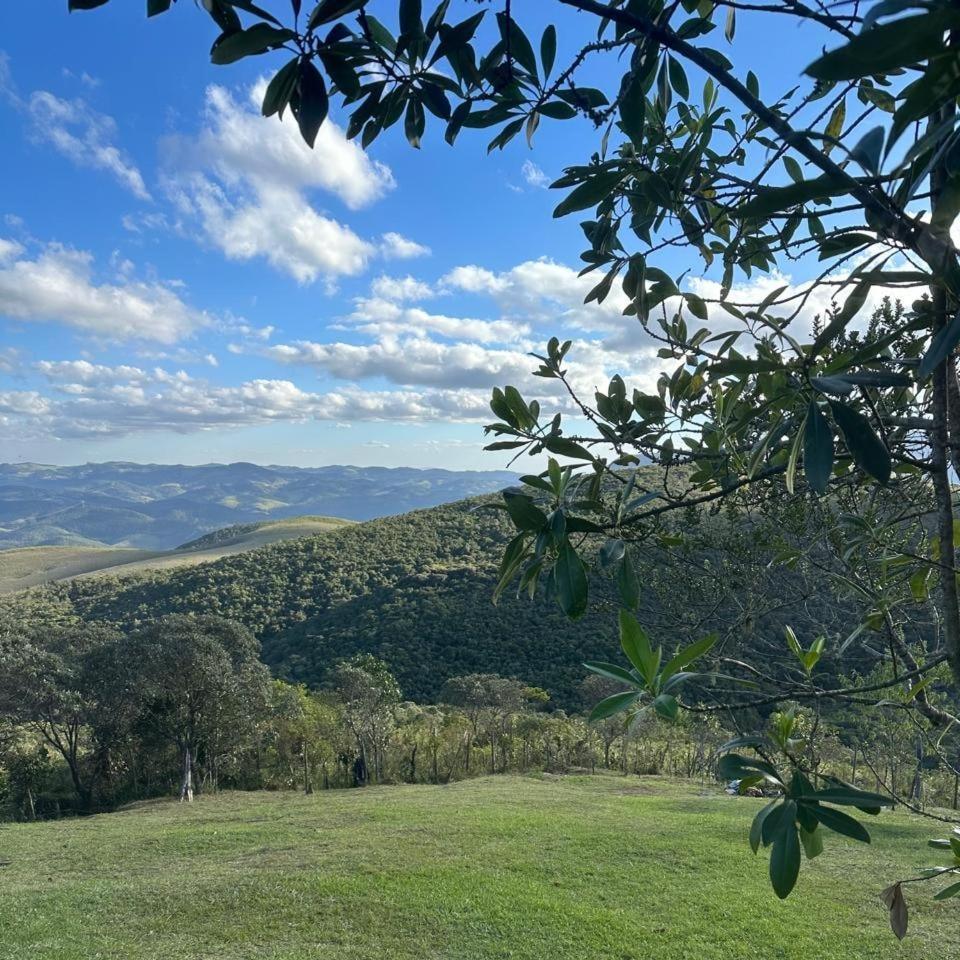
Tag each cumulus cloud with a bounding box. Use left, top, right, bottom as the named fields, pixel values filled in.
left=343, top=296, right=528, bottom=344
left=0, top=239, right=212, bottom=343
left=0, top=362, right=502, bottom=440
left=0, top=56, right=148, bottom=200
left=162, top=83, right=397, bottom=284
left=442, top=258, right=630, bottom=334
left=370, top=275, right=435, bottom=302
left=26, top=90, right=151, bottom=200
left=380, top=231, right=431, bottom=259
left=250, top=259, right=662, bottom=413
left=265, top=337, right=536, bottom=389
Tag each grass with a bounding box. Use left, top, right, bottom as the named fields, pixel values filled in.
left=0, top=775, right=956, bottom=959
left=0, top=516, right=353, bottom=593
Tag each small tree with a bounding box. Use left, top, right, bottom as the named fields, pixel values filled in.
left=332, top=654, right=401, bottom=785
left=0, top=624, right=123, bottom=810
left=121, top=616, right=270, bottom=802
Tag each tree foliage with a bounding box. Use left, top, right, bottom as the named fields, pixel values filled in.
left=62, top=0, right=960, bottom=930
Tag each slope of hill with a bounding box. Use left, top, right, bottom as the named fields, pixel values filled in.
left=0, top=484, right=862, bottom=707
left=0, top=516, right=353, bottom=594
left=0, top=462, right=518, bottom=549
left=0, top=777, right=944, bottom=959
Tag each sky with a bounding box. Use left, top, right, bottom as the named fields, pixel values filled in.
left=0, top=2, right=838, bottom=470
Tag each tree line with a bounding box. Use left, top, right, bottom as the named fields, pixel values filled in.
left=4, top=612, right=958, bottom=825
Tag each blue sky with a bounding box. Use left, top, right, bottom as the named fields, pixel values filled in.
left=0, top=2, right=834, bottom=470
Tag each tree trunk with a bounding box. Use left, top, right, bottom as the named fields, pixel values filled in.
left=179, top=745, right=194, bottom=803
left=302, top=740, right=313, bottom=795
left=928, top=99, right=960, bottom=687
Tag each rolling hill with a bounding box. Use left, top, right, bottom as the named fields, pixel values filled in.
left=0, top=461, right=518, bottom=549
left=0, top=516, right=354, bottom=594
left=0, top=482, right=862, bottom=707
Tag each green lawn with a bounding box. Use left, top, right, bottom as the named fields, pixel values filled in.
left=0, top=775, right=956, bottom=959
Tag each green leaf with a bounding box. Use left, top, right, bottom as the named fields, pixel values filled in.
left=583, top=661, right=639, bottom=687
left=662, top=633, right=716, bottom=681
left=68, top=0, right=111, bottom=8
left=224, top=0, right=282, bottom=24
left=553, top=170, right=623, bottom=218
left=808, top=804, right=871, bottom=843
left=540, top=24, right=557, bottom=79
left=812, top=279, right=872, bottom=355
left=589, top=689, right=639, bottom=722
left=211, top=23, right=295, bottom=65
left=399, top=0, right=423, bottom=39
left=799, top=824, right=824, bottom=860
left=319, top=48, right=361, bottom=97
left=617, top=551, right=640, bottom=610
left=496, top=11, right=537, bottom=75
left=404, top=97, right=425, bottom=148
left=502, top=491, right=547, bottom=532
left=806, top=10, right=960, bottom=82
left=542, top=436, right=594, bottom=460
left=619, top=67, right=647, bottom=145
left=768, top=801, right=801, bottom=899
left=750, top=800, right=778, bottom=854
left=806, top=786, right=891, bottom=808
left=825, top=99, right=846, bottom=148
left=850, top=125, right=885, bottom=174
left=717, top=753, right=782, bottom=785
left=554, top=541, right=588, bottom=619
left=148, top=0, right=173, bottom=15
left=803, top=401, right=833, bottom=494
left=493, top=532, right=527, bottom=601
left=307, top=0, right=367, bottom=29
left=919, top=307, right=960, bottom=380
left=652, top=693, right=678, bottom=720
left=293, top=60, right=329, bottom=147
left=828, top=400, right=891, bottom=484
left=261, top=57, right=300, bottom=118
left=619, top=609, right=659, bottom=686
left=667, top=56, right=689, bottom=99
left=737, top=174, right=847, bottom=218
left=934, top=880, right=960, bottom=901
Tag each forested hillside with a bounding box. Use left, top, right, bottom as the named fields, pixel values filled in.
left=0, top=486, right=865, bottom=707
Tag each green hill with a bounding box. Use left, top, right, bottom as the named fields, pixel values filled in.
left=0, top=516, right=353, bottom=594
left=0, top=484, right=860, bottom=707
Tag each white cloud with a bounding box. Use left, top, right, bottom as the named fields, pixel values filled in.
left=0, top=239, right=212, bottom=343
left=255, top=257, right=662, bottom=408
left=266, top=336, right=536, bottom=389
left=521, top=160, right=550, bottom=189
left=0, top=239, right=23, bottom=262
left=380, top=231, right=431, bottom=259
left=0, top=362, right=505, bottom=439
left=26, top=90, right=150, bottom=200
left=442, top=257, right=629, bottom=333
left=371, top=275, right=435, bottom=302
left=162, top=83, right=395, bottom=284
left=0, top=347, right=21, bottom=376
left=344, top=296, right=527, bottom=344
left=688, top=268, right=926, bottom=343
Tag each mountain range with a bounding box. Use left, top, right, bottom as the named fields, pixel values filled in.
left=0, top=462, right=517, bottom=550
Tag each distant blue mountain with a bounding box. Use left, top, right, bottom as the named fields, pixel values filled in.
left=0, top=462, right=518, bottom=550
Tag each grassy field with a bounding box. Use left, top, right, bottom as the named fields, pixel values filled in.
left=0, top=516, right=353, bottom=593
left=0, top=775, right=955, bottom=960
